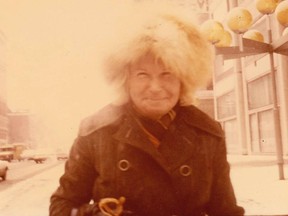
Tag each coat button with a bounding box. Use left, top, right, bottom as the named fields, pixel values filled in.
left=118, top=159, right=130, bottom=171
left=179, top=165, right=192, bottom=176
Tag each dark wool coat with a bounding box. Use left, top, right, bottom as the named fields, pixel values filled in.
left=50, top=104, right=244, bottom=216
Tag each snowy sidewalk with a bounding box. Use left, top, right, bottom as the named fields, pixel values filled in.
left=228, top=155, right=288, bottom=216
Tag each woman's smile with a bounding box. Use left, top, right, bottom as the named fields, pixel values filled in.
left=128, top=54, right=181, bottom=119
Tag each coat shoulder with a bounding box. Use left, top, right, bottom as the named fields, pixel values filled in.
left=78, top=104, right=124, bottom=137
left=180, top=105, right=224, bottom=138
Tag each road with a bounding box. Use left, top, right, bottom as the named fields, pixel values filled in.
left=0, top=160, right=65, bottom=216
left=0, top=159, right=62, bottom=190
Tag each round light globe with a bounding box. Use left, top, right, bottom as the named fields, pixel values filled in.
left=275, top=1, right=288, bottom=27
left=255, top=0, right=278, bottom=14
left=227, top=7, right=253, bottom=33
left=200, top=19, right=225, bottom=44
left=215, top=30, right=233, bottom=47
left=243, top=29, right=265, bottom=42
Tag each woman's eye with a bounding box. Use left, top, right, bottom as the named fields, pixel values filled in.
left=162, top=72, right=173, bottom=78
left=163, top=72, right=171, bottom=76
left=136, top=72, right=148, bottom=78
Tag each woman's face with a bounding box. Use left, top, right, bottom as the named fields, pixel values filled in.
left=127, top=55, right=181, bottom=120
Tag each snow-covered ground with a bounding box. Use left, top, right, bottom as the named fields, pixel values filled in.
left=228, top=155, right=288, bottom=216
left=0, top=162, right=64, bottom=216
left=0, top=155, right=287, bottom=216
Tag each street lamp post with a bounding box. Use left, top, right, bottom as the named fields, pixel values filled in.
left=203, top=0, right=288, bottom=180
left=256, top=0, right=285, bottom=180
left=227, top=6, right=253, bottom=156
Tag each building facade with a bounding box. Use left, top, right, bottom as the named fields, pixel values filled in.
left=211, top=0, right=288, bottom=155
left=8, top=111, right=32, bottom=145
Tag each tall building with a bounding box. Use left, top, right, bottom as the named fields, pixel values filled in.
left=7, top=111, right=32, bottom=145
left=0, top=31, right=9, bottom=145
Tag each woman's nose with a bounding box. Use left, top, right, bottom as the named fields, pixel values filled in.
left=148, top=78, right=163, bottom=92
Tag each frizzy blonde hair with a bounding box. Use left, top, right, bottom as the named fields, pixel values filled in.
left=102, top=8, right=214, bottom=106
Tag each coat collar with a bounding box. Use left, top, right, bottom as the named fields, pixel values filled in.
left=112, top=104, right=224, bottom=176
left=112, top=115, right=172, bottom=174
left=178, top=105, right=224, bottom=138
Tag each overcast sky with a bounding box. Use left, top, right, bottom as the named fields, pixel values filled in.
left=0, top=0, right=127, bottom=148
left=0, top=0, right=125, bottom=112
left=0, top=0, right=197, bottom=149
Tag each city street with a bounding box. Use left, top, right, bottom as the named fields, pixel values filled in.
left=0, top=156, right=287, bottom=216
left=0, top=160, right=64, bottom=216
left=0, top=159, right=61, bottom=190
left=0, top=1, right=288, bottom=216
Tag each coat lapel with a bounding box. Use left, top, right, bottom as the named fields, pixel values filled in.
left=112, top=105, right=218, bottom=177
left=158, top=118, right=200, bottom=172
left=112, top=116, right=172, bottom=175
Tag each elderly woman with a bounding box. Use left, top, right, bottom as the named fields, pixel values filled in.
left=49, top=11, right=244, bottom=216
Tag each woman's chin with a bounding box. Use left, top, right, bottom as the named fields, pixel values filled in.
left=142, top=108, right=168, bottom=119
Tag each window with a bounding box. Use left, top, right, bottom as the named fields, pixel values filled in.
left=217, top=91, right=236, bottom=119
left=223, top=119, right=239, bottom=153
left=250, top=113, right=260, bottom=153
left=258, top=110, right=276, bottom=153
left=249, top=110, right=276, bottom=153
left=247, top=74, right=273, bottom=110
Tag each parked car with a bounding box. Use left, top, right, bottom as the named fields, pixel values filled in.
left=0, top=160, right=8, bottom=181
left=0, top=144, right=14, bottom=162
left=30, top=148, right=56, bottom=163
left=31, top=154, right=48, bottom=163
left=20, top=149, right=36, bottom=161
left=55, top=149, right=68, bottom=160
left=21, top=148, right=57, bottom=163
left=12, top=143, right=27, bottom=161
left=56, top=152, right=68, bottom=160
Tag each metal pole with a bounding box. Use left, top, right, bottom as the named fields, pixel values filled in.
left=266, top=14, right=285, bottom=180
left=235, top=33, right=248, bottom=155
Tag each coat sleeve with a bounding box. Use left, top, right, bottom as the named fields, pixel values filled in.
left=206, top=135, right=245, bottom=216
left=49, top=136, right=97, bottom=216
